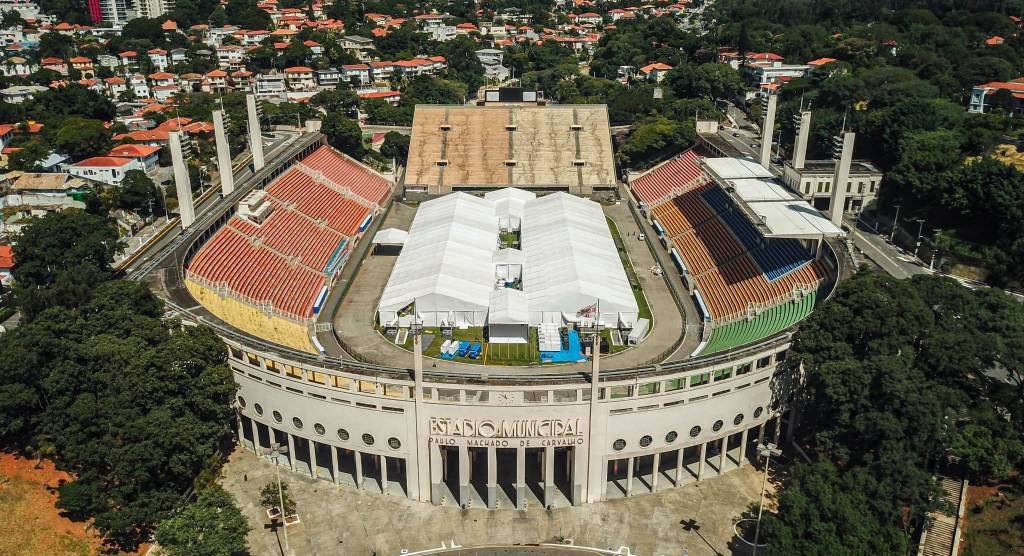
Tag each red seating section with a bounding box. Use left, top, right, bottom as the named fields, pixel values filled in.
left=630, top=149, right=707, bottom=206
left=187, top=147, right=391, bottom=320
left=300, top=145, right=393, bottom=207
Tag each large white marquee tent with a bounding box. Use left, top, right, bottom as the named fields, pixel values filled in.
left=377, top=189, right=639, bottom=339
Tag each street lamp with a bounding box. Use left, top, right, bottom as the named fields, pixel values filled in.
left=929, top=229, right=942, bottom=271
left=752, top=442, right=782, bottom=555
left=889, top=204, right=900, bottom=242
left=913, top=218, right=926, bottom=257
left=261, top=443, right=292, bottom=556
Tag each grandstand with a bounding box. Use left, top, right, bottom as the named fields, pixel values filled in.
left=631, top=148, right=842, bottom=356
left=185, top=145, right=393, bottom=351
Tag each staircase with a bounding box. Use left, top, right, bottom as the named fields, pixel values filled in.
left=918, top=476, right=967, bottom=556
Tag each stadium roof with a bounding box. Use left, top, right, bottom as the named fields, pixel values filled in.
left=702, top=157, right=845, bottom=239
left=404, top=105, right=616, bottom=193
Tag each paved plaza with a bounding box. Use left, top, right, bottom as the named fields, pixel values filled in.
left=221, top=448, right=770, bottom=556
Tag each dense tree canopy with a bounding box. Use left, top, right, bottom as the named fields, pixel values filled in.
left=154, top=486, right=249, bottom=556
left=764, top=270, right=1024, bottom=549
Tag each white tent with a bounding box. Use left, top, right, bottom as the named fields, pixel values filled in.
left=521, top=193, right=639, bottom=327
left=372, top=228, right=409, bottom=245
left=487, top=288, right=529, bottom=343
left=377, top=193, right=497, bottom=327
left=485, top=187, right=535, bottom=231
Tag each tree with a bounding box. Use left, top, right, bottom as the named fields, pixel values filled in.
left=0, top=280, right=237, bottom=550
left=36, top=31, right=75, bottom=60
left=225, top=0, right=273, bottom=31
left=154, top=487, right=249, bottom=556
left=11, top=210, right=120, bottom=292
left=762, top=462, right=908, bottom=555
left=380, top=131, right=409, bottom=162
left=116, top=170, right=165, bottom=218
left=7, top=140, right=50, bottom=171
left=260, top=480, right=296, bottom=515
left=616, top=116, right=696, bottom=169
left=54, top=118, right=112, bottom=161
left=321, top=112, right=365, bottom=159
left=309, top=87, right=359, bottom=116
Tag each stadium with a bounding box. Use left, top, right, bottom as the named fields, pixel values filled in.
left=151, top=100, right=850, bottom=509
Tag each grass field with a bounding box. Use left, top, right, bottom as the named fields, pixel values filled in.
left=961, top=481, right=1024, bottom=555
left=390, top=326, right=541, bottom=365
left=0, top=453, right=105, bottom=556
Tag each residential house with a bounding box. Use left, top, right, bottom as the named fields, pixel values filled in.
left=205, top=69, right=229, bottom=92
left=104, top=76, right=128, bottom=98
left=118, top=50, right=138, bottom=71
left=315, top=67, right=341, bottom=88
left=968, top=78, right=1024, bottom=113
left=107, top=143, right=160, bottom=172
left=639, top=62, right=673, bottom=83
left=216, top=45, right=246, bottom=70
left=69, top=55, right=94, bottom=78
left=147, top=48, right=168, bottom=71
left=0, top=84, right=45, bottom=103
left=129, top=74, right=150, bottom=98
left=255, top=73, right=286, bottom=96
left=283, top=66, right=316, bottom=91
left=340, top=35, right=373, bottom=60
left=1, top=56, right=36, bottom=77
left=341, top=63, right=371, bottom=86
left=68, top=156, right=144, bottom=185
left=41, top=56, right=68, bottom=75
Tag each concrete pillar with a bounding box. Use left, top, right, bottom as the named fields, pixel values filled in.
left=739, top=428, right=749, bottom=467
left=168, top=131, right=194, bottom=228
left=544, top=446, right=555, bottom=507
left=675, top=448, right=685, bottom=486
left=285, top=432, right=296, bottom=472
left=697, top=442, right=707, bottom=481
left=458, top=445, right=470, bottom=507
left=786, top=407, right=798, bottom=443
left=355, top=450, right=364, bottom=490
left=585, top=333, right=603, bottom=503
left=381, top=455, right=389, bottom=494
left=516, top=447, right=526, bottom=509
left=246, top=94, right=265, bottom=171
left=487, top=448, right=497, bottom=509
left=429, top=443, right=443, bottom=505
left=213, top=109, right=235, bottom=196
left=413, top=331, right=430, bottom=503
left=773, top=416, right=783, bottom=445
left=235, top=414, right=245, bottom=447
left=793, top=110, right=811, bottom=170
left=757, top=422, right=766, bottom=446
left=829, top=131, right=855, bottom=227
left=331, top=446, right=340, bottom=484
left=718, top=437, right=727, bottom=474
left=759, top=93, right=778, bottom=168
left=308, top=438, right=317, bottom=480
left=571, top=445, right=586, bottom=505
left=651, top=452, right=661, bottom=491
left=625, top=457, right=634, bottom=497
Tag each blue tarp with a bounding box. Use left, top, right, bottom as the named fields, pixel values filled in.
left=540, top=329, right=587, bottom=363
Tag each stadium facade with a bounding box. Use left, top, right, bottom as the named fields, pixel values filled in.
left=168, top=104, right=846, bottom=509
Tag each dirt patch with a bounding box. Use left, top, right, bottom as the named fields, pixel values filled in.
left=0, top=453, right=103, bottom=556
left=960, top=482, right=1024, bottom=556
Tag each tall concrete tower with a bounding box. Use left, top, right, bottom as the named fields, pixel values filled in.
left=213, top=109, right=235, bottom=196
left=759, top=93, right=778, bottom=168
left=169, top=131, right=195, bottom=228
left=829, top=131, right=855, bottom=227
left=792, top=110, right=812, bottom=170
left=246, top=94, right=265, bottom=171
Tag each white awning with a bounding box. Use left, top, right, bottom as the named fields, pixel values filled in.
left=749, top=200, right=845, bottom=238
left=372, top=228, right=408, bottom=245
left=488, top=288, right=529, bottom=324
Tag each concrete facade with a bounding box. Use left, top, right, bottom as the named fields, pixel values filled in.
left=228, top=334, right=795, bottom=509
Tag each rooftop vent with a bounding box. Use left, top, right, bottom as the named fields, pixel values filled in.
left=238, top=190, right=273, bottom=225
left=439, top=124, right=452, bottom=131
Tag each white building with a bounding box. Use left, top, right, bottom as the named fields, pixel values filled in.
left=68, top=156, right=143, bottom=185
left=377, top=189, right=639, bottom=334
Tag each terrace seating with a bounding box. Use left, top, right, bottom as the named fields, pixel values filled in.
left=650, top=184, right=717, bottom=238
left=629, top=148, right=708, bottom=206
left=300, top=145, right=393, bottom=207
left=700, top=293, right=816, bottom=355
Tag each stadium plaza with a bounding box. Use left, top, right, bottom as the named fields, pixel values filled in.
left=169, top=102, right=848, bottom=509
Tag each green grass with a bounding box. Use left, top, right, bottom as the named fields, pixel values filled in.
left=0, top=306, right=15, bottom=324
left=389, top=326, right=540, bottom=365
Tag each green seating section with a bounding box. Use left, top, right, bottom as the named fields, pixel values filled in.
left=699, top=292, right=817, bottom=356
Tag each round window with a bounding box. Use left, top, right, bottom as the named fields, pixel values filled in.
left=237, top=396, right=246, bottom=408
left=254, top=403, right=263, bottom=416
left=639, top=435, right=652, bottom=448
left=362, top=433, right=375, bottom=446
left=689, top=426, right=701, bottom=438
left=292, top=417, right=303, bottom=430
left=314, top=423, right=325, bottom=436
left=713, top=420, right=723, bottom=432
left=754, top=406, right=764, bottom=419
left=734, top=414, right=744, bottom=426
left=388, top=437, right=401, bottom=450
left=665, top=431, right=678, bottom=443
left=612, top=439, right=626, bottom=451
left=272, top=410, right=282, bottom=423
left=337, top=428, right=349, bottom=441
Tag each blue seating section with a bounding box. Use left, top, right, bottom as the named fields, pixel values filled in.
left=700, top=187, right=812, bottom=282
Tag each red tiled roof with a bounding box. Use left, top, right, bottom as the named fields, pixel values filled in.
left=72, top=156, right=134, bottom=168
left=284, top=66, right=314, bottom=73
left=108, top=144, right=161, bottom=158
left=0, top=124, right=14, bottom=136
left=0, top=245, right=13, bottom=269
